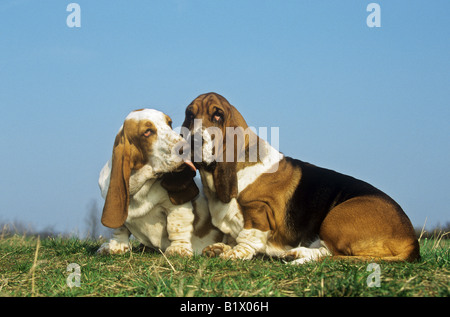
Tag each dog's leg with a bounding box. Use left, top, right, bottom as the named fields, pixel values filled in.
left=165, top=203, right=195, bottom=257
left=217, top=199, right=272, bottom=260
left=282, top=240, right=331, bottom=264
left=219, top=228, right=269, bottom=260
left=97, top=226, right=131, bottom=255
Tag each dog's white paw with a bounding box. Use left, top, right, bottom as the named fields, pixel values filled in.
left=282, top=246, right=330, bottom=264
left=165, top=244, right=193, bottom=257
left=97, top=240, right=130, bottom=255
left=219, top=244, right=254, bottom=260
left=202, top=243, right=232, bottom=257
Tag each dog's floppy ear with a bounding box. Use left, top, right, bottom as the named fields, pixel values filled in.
left=211, top=95, right=242, bottom=204
left=161, top=166, right=199, bottom=205
left=213, top=161, right=238, bottom=203
left=101, top=128, right=132, bottom=229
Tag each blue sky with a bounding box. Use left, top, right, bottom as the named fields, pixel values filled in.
left=0, top=0, right=449, bottom=234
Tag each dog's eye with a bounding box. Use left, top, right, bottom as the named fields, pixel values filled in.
left=143, top=129, right=152, bottom=137
left=212, top=110, right=223, bottom=124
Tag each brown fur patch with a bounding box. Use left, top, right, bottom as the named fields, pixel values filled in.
left=238, top=158, right=302, bottom=246
left=319, top=196, right=420, bottom=261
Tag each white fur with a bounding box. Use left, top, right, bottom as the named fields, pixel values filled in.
left=199, top=170, right=244, bottom=238
left=125, top=108, right=166, bottom=123
left=98, top=159, right=111, bottom=199
left=201, top=126, right=220, bottom=165
left=98, top=109, right=222, bottom=256
left=283, top=239, right=331, bottom=264
left=192, top=120, right=223, bottom=165
left=97, top=226, right=131, bottom=254
left=236, top=137, right=284, bottom=189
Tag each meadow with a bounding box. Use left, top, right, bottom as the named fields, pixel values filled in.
left=0, top=231, right=448, bottom=298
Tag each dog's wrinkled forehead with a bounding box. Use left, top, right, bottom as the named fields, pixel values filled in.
left=190, top=93, right=229, bottom=114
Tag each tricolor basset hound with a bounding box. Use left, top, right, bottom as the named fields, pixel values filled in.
left=97, top=109, right=223, bottom=256
left=182, top=93, right=420, bottom=263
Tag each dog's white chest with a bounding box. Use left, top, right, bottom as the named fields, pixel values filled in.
left=199, top=170, right=243, bottom=238
left=124, top=180, right=171, bottom=249
left=125, top=208, right=169, bottom=249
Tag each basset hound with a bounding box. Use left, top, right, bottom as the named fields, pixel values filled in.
left=97, top=109, right=223, bottom=256
left=182, top=92, right=420, bottom=263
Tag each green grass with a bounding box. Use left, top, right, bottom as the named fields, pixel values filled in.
left=0, top=234, right=448, bottom=297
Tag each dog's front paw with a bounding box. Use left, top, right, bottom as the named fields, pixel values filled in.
left=97, top=240, right=130, bottom=255
left=282, top=249, right=302, bottom=262
left=282, top=246, right=330, bottom=264
left=219, top=244, right=254, bottom=260
left=202, top=243, right=232, bottom=257
left=165, top=245, right=193, bottom=257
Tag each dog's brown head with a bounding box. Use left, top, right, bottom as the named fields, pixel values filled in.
left=182, top=92, right=248, bottom=132
left=182, top=93, right=258, bottom=203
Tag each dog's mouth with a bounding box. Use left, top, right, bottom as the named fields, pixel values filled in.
left=152, top=160, right=197, bottom=179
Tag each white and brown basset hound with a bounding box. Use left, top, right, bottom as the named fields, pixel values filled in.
left=182, top=92, right=420, bottom=263
left=97, top=109, right=223, bottom=256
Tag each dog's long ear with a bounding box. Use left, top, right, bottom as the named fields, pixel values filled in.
left=161, top=166, right=199, bottom=205
left=212, top=95, right=243, bottom=204
left=101, top=129, right=132, bottom=228
left=213, top=161, right=238, bottom=203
